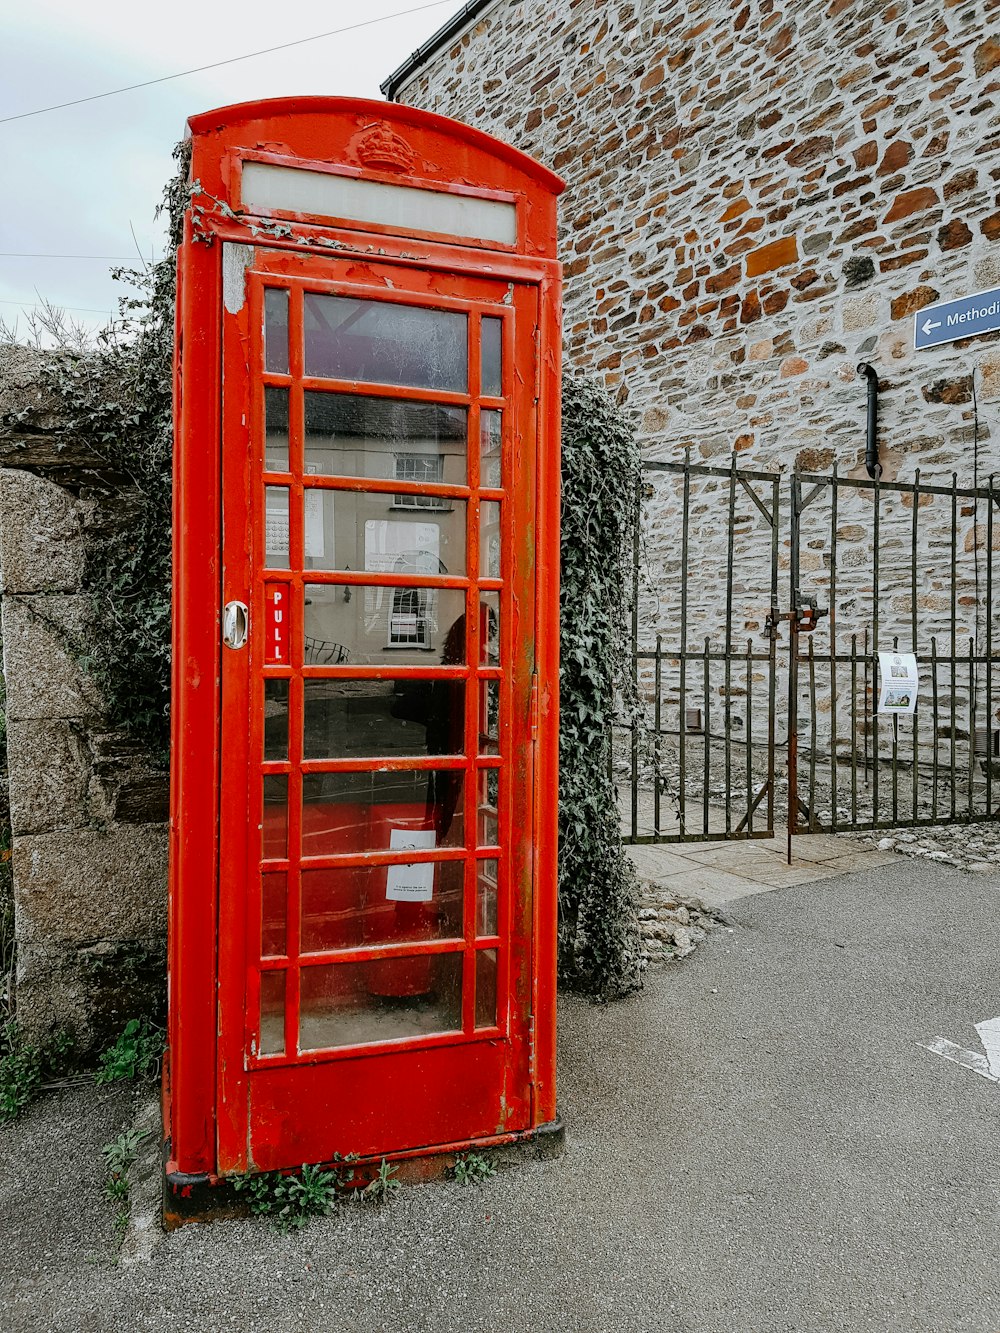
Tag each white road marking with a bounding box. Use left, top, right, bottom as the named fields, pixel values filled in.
left=923, top=1018, right=1000, bottom=1086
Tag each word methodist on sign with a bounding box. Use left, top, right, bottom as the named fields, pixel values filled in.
left=914, top=287, right=1000, bottom=350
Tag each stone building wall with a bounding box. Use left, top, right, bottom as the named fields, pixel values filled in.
left=393, top=0, right=1000, bottom=646
left=0, top=348, right=168, bottom=1051
left=394, top=0, right=1000, bottom=794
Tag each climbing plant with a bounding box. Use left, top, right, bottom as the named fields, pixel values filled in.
left=27, top=143, right=190, bottom=759
left=559, top=376, right=643, bottom=999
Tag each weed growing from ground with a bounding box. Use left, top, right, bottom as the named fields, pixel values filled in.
left=453, top=1152, right=497, bottom=1186
left=357, top=1157, right=400, bottom=1204
left=95, top=1018, right=163, bottom=1084
left=232, top=1156, right=399, bottom=1231
left=101, top=1127, right=150, bottom=1233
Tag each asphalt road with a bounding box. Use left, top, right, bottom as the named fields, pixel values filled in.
left=2, top=858, right=999, bottom=1332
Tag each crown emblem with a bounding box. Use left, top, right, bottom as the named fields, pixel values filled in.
left=354, top=123, right=416, bottom=173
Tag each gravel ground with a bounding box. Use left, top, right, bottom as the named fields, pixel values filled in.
left=2, top=858, right=999, bottom=1333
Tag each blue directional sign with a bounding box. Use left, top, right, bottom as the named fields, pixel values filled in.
left=914, top=287, right=1000, bottom=350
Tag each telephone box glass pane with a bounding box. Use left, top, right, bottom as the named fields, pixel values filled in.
left=261, top=872, right=287, bottom=957
left=265, top=487, right=290, bottom=569
left=477, top=769, right=499, bottom=847
left=304, top=680, right=465, bottom=759
left=264, top=386, right=289, bottom=472
left=480, top=592, right=501, bottom=666
left=481, top=318, right=502, bottom=397
left=264, top=680, right=289, bottom=761
left=302, top=770, right=464, bottom=858
left=479, top=679, right=500, bottom=755
left=304, top=295, right=467, bottom=392
left=477, top=859, right=499, bottom=936
left=262, top=776, right=288, bottom=859
left=475, top=948, right=498, bottom=1028
left=305, top=393, right=467, bottom=485
left=480, top=410, right=502, bottom=488
left=264, top=289, right=289, bottom=375
left=480, top=502, right=501, bottom=579
left=304, top=583, right=468, bottom=667
left=301, top=859, right=464, bottom=953
left=301, top=496, right=467, bottom=577
left=259, top=971, right=285, bottom=1055
left=298, top=952, right=463, bottom=1051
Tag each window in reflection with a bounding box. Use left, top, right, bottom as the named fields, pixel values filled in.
left=304, top=294, right=467, bottom=392
left=304, top=393, right=467, bottom=485
left=304, top=583, right=468, bottom=667
left=300, top=498, right=466, bottom=577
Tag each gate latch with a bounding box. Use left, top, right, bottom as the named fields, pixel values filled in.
left=223, top=600, right=249, bottom=650
left=792, top=595, right=827, bottom=634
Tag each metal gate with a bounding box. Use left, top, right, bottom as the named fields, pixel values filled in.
left=621, top=456, right=1000, bottom=849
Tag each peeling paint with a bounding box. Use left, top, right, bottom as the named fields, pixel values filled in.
left=222, top=244, right=255, bottom=314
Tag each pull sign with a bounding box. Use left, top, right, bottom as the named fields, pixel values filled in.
left=264, top=583, right=290, bottom=665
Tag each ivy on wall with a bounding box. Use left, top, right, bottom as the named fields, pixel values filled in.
left=33, top=144, right=190, bottom=759
left=559, top=377, right=643, bottom=999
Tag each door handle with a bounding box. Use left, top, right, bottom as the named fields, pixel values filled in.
left=223, top=600, right=249, bottom=650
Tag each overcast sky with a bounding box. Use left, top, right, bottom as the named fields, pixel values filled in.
left=1, top=0, right=460, bottom=339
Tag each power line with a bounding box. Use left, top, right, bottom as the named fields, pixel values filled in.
left=0, top=297, right=113, bottom=316
left=0, top=253, right=149, bottom=261
left=0, top=1, right=454, bottom=125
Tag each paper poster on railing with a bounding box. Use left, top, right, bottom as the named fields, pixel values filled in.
left=878, top=651, right=918, bottom=714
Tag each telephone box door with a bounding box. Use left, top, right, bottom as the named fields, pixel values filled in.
left=217, top=243, right=538, bottom=1172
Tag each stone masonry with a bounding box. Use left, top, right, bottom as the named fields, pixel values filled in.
left=0, top=348, right=168, bottom=1051
left=394, top=0, right=1000, bottom=482
left=394, top=0, right=1000, bottom=782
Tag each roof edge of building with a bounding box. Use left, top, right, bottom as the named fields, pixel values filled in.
left=381, top=0, right=501, bottom=101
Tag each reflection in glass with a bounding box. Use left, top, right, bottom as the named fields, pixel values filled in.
left=259, top=970, right=285, bottom=1055
left=480, top=501, right=501, bottom=579
left=262, top=775, right=288, bottom=859
left=480, top=592, right=500, bottom=666
left=475, top=948, right=498, bottom=1028
left=301, top=496, right=467, bottom=577
left=261, top=872, right=287, bottom=957
left=479, top=679, right=500, bottom=755
left=301, top=859, right=464, bottom=953
left=481, top=317, right=503, bottom=397
left=265, top=386, right=289, bottom=472
left=302, top=771, right=464, bottom=858
left=477, top=859, right=498, bottom=936
left=264, top=680, right=289, bottom=761
left=299, top=952, right=464, bottom=1050
left=304, top=294, right=467, bottom=392
left=265, top=487, right=290, bottom=569
left=304, top=679, right=465, bottom=760
left=305, top=393, right=467, bottom=485
left=304, top=583, right=468, bottom=667
left=264, top=289, right=289, bottom=375
left=477, top=768, right=500, bottom=847
left=480, top=410, right=502, bottom=488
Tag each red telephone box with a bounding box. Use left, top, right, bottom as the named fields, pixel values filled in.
left=165, top=97, right=563, bottom=1197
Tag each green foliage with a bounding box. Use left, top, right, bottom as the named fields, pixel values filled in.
left=453, top=1151, right=496, bottom=1185
left=94, top=1017, right=163, bottom=1085
left=0, top=1023, right=75, bottom=1123
left=559, top=376, right=643, bottom=1000
left=101, top=1127, right=150, bottom=1231
left=232, top=1155, right=399, bottom=1231
left=233, top=1162, right=341, bottom=1232
left=30, top=143, right=189, bottom=759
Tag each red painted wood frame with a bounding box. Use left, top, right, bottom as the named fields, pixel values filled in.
left=168, top=98, right=563, bottom=1178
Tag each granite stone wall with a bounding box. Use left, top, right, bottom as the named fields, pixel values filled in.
left=396, top=0, right=1000, bottom=771
left=0, top=348, right=168, bottom=1051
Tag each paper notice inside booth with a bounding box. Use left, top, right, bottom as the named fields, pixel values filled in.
left=877, top=651, right=918, bottom=714
left=386, top=828, right=436, bottom=901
